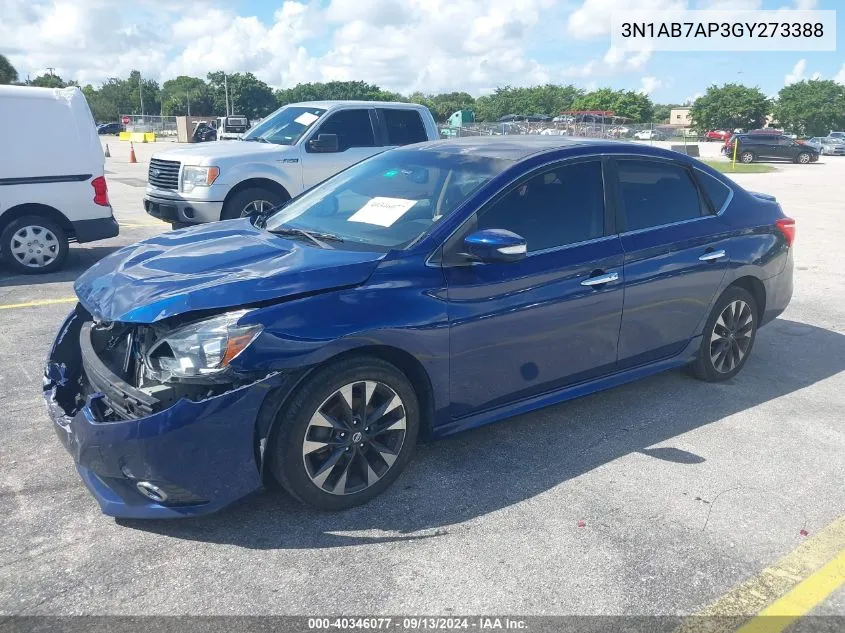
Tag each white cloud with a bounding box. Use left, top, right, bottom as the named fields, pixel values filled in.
left=639, top=76, right=662, bottom=95
left=784, top=59, right=822, bottom=86
left=1, top=0, right=584, bottom=95
left=835, top=64, right=845, bottom=85
left=792, top=0, right=818, bottom=8
left=566, top=0, right=686, bottom=39
left=785, top=59, right=806, bottom=85
left=684, top=92, right=702, bottom=105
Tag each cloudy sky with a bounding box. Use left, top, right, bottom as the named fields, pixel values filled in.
left=0, top=0, right=842, bottom=102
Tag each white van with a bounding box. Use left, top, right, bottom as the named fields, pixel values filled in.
left=0, top=85, right=118, bottom=274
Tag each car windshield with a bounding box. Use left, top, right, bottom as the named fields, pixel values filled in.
left=263, top=150, right=511, bottom=252
left=242, top=106, right=326, bottom=145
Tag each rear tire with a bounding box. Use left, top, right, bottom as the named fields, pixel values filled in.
left=689, top=286, right=758, bottom=382
left=221, top=187, right=286, bottom=221
left=1, top=215, right=68, bottom=274
left=740, top=151, right=755, bottom=164
left=269, top=356, right=420, bottom=510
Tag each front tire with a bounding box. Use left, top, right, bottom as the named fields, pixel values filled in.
left=269, top=356, right=420, bottom=510
left=221, top=187, right=286, bottom=221
left=1, top=215, right=68, bottom=274
left=797, top=152, right=811, bottom=164
left=689, top=286, right=758, bottom=382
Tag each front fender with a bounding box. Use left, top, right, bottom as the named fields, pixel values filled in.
left=219, top=157, right=302, bottom=198
left=233, top=260, right=451, bottom=427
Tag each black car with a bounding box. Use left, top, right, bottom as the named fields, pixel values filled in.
left=97, top=122, right=122, bottom=135
left=733, top=134, right=819, bottom=164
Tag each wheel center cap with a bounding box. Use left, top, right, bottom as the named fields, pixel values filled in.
left=351, top=431, right=363, bottom=443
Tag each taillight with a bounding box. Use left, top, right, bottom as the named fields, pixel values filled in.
left=92, top=176, right=110, bottom=207
left=776, top=217, right=795, bottom=246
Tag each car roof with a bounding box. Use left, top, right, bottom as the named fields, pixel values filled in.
left=398, top=135, right=633, bottom=161
left=289, top=100, right=428, bottom=110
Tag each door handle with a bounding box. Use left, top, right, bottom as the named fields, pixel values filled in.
left=581, top=271, right=619, bottom=287
left=699, top=249, right=727, bottom=262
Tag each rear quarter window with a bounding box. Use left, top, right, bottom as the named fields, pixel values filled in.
left=695, top=169, right=732, bottom=213
left=381, top=109, right=427, bottom=146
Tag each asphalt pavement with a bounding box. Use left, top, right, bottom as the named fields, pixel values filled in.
left=0, top=138, right=842, bottom=621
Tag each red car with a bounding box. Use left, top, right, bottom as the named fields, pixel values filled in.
left=706, top=130, right=731, bottom=141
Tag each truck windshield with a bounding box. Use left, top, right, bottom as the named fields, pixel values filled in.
left=263, top=150, right=511, bottom=252
left=242, top=106, right=326, bottom=145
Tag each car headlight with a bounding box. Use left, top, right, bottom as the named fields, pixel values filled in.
left=181, top=166, right=220, bottom=193
left=146, top=310, right=262, bottom=379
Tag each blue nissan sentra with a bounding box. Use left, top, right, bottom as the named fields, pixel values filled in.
left=44, top=137, right=795, bottom=518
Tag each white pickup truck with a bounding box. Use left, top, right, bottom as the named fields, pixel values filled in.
left=144, top=101, right=439, bottom=226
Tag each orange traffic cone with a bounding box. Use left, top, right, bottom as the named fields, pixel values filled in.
left=128, top=142, right=137, bottom=164
left=104, top=143, right=111, bottom=158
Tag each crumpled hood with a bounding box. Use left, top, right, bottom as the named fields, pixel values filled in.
left=74, top=219, right=385, bottom=323
left=150, top=140, right=291, bottom=165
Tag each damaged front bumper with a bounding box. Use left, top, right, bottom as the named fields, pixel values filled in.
left=43, top=306, right=285, bottom=519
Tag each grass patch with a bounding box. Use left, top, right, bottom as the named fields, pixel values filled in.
left=699, top=159, right=777, bottom=174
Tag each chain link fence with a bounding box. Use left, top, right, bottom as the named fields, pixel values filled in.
left=119, top=115, right=179, bottom=137
left=439, top=121, right=702, bottom=142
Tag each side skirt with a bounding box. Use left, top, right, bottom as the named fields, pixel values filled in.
left=432, top=335, right=702, bottom=439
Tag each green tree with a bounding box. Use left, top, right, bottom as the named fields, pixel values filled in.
left=30, top=73, right=70, bottom=88
left=275, top=81, right=405, bottom=108
left=208, top=71, right=276, bottom=119
left=772, top=80, right=845, bottom=137
left=690, top=83, right=770, bottom=132
left=652, top=103, right=685, bottom=124
left=473, top=84, right=583, bottom=121
left=127, top=70, right=161, bottom=115
left=161, top=76, right=212, bottom=116
left=569, top=88, right=654, bottom=122
left=0, top=54, right=17, bottom=85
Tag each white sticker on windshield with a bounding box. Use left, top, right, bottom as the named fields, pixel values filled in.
left=348, top=197, right=418, bottom=227
left=294, top=112, right=320, bottom=126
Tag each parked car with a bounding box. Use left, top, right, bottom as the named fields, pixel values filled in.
left=191, top=120, right=217, bottom=143
left=804, top=137, right=845, bottom=155
left=97, top=122, right=122, bottom=135
left=829, top=131, right=845, bottom=140
left=633, top=129, right=664, bottom=140
left=0, top=86, right=118, bottom=274
left=216, top=115, right=249, bottom=140
left=144, top=101, right=439, bottom=228
left=733, top=134, right=819, bottom=164
left=705, top=130, right=732, bottom=141
left=45, top=137, right=795, bottom=518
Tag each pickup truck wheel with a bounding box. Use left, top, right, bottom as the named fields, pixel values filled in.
left=1, top=215, right=68, bottom=274
left=221, top=188, right=286, bottom=221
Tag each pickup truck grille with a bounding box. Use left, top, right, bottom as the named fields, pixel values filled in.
left=148, top=158, right=180, bottom=191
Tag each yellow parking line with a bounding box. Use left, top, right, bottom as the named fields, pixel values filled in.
left=674, top=515, right=845, bottom=633
left=0, top=297, right=77, bottom=310
left=736, top=549, right=845, bottom=633
left=121, top=222, right=166, bottom=228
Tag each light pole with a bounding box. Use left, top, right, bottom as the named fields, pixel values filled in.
left=139, top=73, right=145, bottom=116
left=223, top=73, right=230, bottom=117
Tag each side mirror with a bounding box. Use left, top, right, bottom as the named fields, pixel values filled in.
left=308, top=133, right=340, bottom=153
left=462, top=229, right=527, bottom=263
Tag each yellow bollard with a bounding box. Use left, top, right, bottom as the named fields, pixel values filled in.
left=732, top=137, right=738, bottom=171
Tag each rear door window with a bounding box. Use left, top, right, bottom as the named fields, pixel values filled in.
left=614, top=159, right=704, bottom=231
left=380, top=109, right=428, bottom=146
left=312, top=109, right=375, bottom=151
